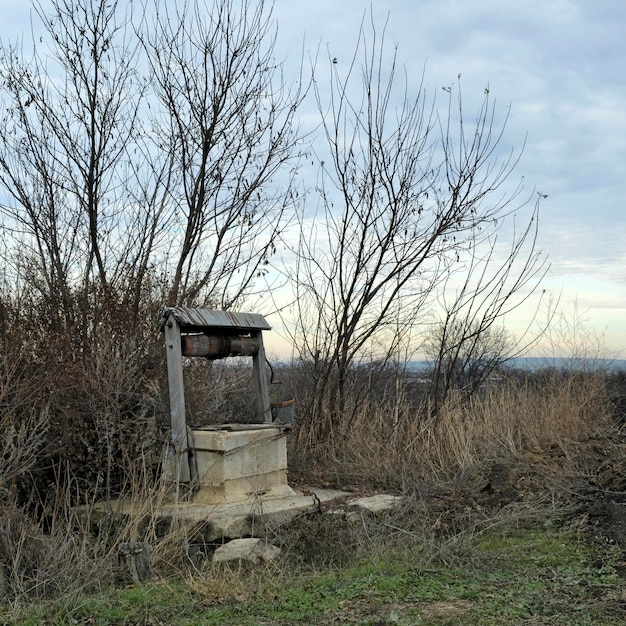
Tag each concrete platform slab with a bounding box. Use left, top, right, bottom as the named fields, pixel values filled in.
left=77, top=488, right=350, bottom=542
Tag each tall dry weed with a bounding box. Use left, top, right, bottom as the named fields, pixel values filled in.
left=292, top=372, right=615, bottom=488
left=422, top=373, right=611, bottom=471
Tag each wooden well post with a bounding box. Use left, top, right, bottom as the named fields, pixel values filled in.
left=159, top=307, right=273, bottom=485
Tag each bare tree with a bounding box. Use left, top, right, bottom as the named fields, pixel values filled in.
left=139, top=0, right=305, bottom=308
left=425, top=197, right=548, bottom=414
left=0, top=0, right=305, bottom=329
left=287, top=16, right=547, bottom=440
left=0, top=0, right=143, bottom=334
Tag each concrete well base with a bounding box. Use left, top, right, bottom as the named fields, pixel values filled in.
left=189, top=424, right=294, bottom=504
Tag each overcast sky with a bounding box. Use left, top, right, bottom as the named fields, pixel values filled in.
left=2, top=0, right=625, bottom=358
left=270, top=0, right=626, bottom=357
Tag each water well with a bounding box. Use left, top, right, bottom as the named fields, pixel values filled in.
left=159, top=307, right=294, bottom=504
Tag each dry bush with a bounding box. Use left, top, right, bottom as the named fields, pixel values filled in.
left=423, top=373, right=613, bottom=471
left=280, top=370, right=616, bottom=577
left=0, top=503, right=112, bottom=601
left=183, top=359, right=259, bottom=426
left=0, top=300, right=180, bottom=601
left=0, top=469, right=190, bottom=602
left=76, top=332, right=165, bottom=495
left=12, top=317, right=168, bottom=509
left=0, top=332, right=51, bottom=504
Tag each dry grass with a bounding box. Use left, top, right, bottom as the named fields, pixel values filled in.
left=291, top=372, right=615, bottom=488
left=0, top=331, right=621, bottom=607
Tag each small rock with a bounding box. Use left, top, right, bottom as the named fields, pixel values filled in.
left=213, top=538, right=281, bottom=565
left=348, top=494, right=402, bottom=514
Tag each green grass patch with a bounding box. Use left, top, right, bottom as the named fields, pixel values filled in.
left=3, top=526, right=625, bottom=625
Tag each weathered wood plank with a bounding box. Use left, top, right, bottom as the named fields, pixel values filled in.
left=163, top=313, right=191, bottom=482
left=252, top=330, right=272, bottom=422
